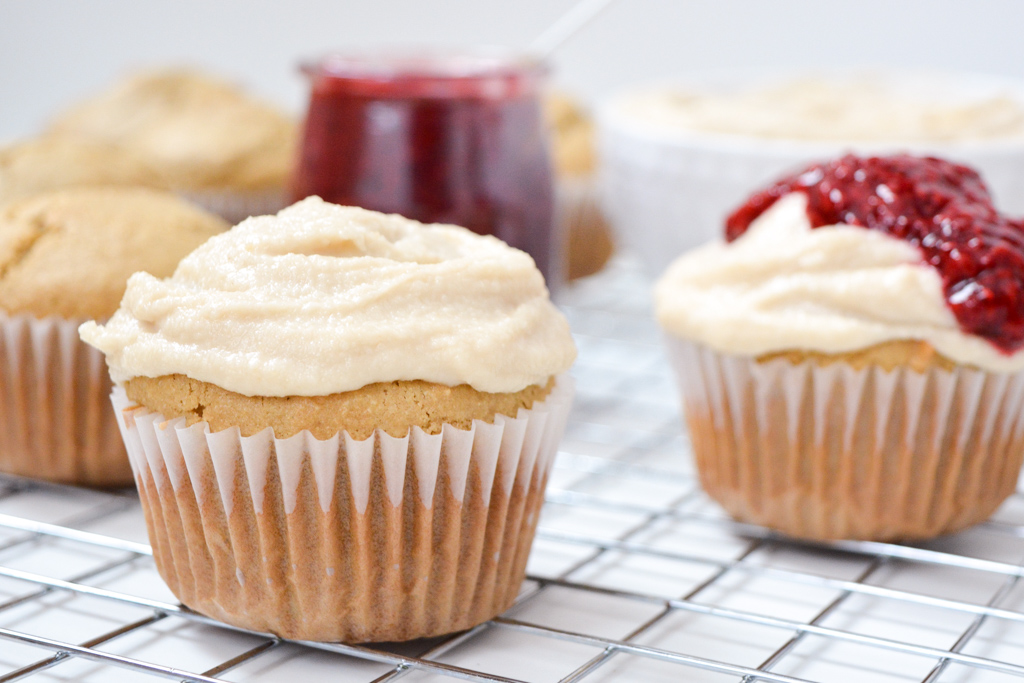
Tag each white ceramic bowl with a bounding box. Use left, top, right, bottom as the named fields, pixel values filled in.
left=597, top=69, right=1024, bottom=278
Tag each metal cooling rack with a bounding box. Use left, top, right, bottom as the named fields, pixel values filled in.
left=1, top=257, right=1024, bottom=683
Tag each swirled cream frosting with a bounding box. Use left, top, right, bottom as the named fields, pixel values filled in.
left=80, top=197, right=576, bottom=396
left=655, top=192, right=1024, bottom=372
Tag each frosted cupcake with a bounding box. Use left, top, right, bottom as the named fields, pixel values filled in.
left=0, top=187, right=227, bottom=486
left=80, top=197, right=576, bottom=642
left=47, top=69, right=297, bottom=223
left=656, top=154, right=1024, bottom=541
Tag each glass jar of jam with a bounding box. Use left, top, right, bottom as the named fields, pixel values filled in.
left=292, top=50, right=559, bottom=285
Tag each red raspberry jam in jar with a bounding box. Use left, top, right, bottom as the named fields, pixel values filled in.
left=726, top=154, right=1024, bottom=353
left=292, top=51, right=558, bottom=285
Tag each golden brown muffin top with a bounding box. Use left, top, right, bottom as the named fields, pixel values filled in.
left=0, top=136, right=168, bottom=206
left=758, top=339, right=958, bottom=373
left=125, top=374, right=556, bottom=440
left=47, top=69, right=298, bottom=191
left=544, top=91, right=597, bottom=178
left=0, top=187, right=228, bottom=320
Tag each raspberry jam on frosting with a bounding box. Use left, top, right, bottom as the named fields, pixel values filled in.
left=725, top=154, right=1024, bottom=354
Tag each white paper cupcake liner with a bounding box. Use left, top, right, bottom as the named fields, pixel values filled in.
left=112, top=375, right=573, bottom=642
left=667, top=337, right=1024, bottom=541
left=177, top=188, right=289, bottom=225
left=0, top=313, right=130, bottom=486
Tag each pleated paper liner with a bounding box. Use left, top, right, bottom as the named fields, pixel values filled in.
left=666, top=338, right=1024, bottom=541
left=111, top=375, right=573, bottom=643
left=0, top=313, right=131, bottom=486
left=177, top=188, right=289, bottom=226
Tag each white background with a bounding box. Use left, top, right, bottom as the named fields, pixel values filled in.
left=3, top=0, right=1024, bottom=141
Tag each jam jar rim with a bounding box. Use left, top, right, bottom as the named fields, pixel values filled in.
left=300, top=46, right=548, bottom=94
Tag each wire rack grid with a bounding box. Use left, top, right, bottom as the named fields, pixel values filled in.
left=0, top=258, right=1023, bottom=683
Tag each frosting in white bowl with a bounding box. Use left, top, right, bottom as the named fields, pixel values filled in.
left=611, top=76, right=1024, bottom=144
left=655, top=192, right=1024, bottom=372
left=81, top=197, right=576, bottom=396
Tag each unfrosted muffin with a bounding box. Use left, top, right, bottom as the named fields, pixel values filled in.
left=545, top=92, right=614, bottom=280
left=81, top=197, right=576, bottom=642
left=0, top=187, right=228, bottom=485
left=656, top=154, right=1024, bottom=541
left=546, top=91, right=598, bottom=177
left=47, top=69, right=297, bottom=223
left=0, top=136, right=168, bottom=206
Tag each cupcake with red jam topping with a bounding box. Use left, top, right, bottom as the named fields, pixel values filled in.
left=656, top=154, right=1024, bottom=541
